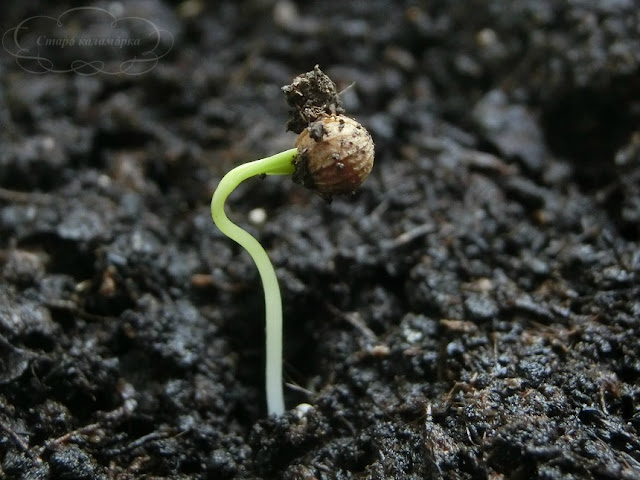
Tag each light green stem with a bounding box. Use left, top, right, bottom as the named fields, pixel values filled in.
left=210, top=148, right=297, bottom=416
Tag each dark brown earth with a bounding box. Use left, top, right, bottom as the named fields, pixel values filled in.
left=1, top=1, right=640, bottom=479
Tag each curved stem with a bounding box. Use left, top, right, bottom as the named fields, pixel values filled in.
left=210, top=148, right=297, bottom=416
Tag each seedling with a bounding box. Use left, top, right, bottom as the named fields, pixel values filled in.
left=210, top=68, right=374, bottom=415
left=210, top=148, right=297, bottom=416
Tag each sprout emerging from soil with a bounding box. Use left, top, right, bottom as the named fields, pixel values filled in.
left=211, top=148, right=297, bottom=416
left=210, top=67, right=374, bottom=416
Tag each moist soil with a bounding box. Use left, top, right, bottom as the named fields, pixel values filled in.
left=1, top=1, right=640, bottom=479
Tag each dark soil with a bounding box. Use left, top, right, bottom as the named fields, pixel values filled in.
left=1, top=1, right=640, bottom=479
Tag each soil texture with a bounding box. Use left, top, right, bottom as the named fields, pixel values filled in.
left=1, top=1, right=640, bottom=479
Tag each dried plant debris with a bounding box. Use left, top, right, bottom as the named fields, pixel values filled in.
left=282, top=65, right=345, bottom=134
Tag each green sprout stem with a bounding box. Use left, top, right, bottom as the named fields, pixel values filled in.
left=210, top=148, right=298, bottom=416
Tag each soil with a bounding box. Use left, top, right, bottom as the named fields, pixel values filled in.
left=1, top=1, right=640, bottom=479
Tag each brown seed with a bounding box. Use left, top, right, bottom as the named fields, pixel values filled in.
left=293, top=114, right=374, bottom=198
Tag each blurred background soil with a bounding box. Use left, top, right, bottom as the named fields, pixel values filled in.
left=1, top=1, right=639, bottom=479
